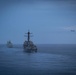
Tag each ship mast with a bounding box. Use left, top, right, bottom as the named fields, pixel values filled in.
left=28, top=31, right=30, bottom=42
left=25, top=31, right=32, bottom=42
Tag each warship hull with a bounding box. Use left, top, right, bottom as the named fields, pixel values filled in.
left=23, top=44, right=37, bottom=53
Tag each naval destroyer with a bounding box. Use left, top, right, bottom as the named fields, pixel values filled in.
left=23, top=31, right=37, bottom=52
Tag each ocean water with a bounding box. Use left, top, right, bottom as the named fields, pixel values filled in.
left=0, top=44, right=76, bottom=75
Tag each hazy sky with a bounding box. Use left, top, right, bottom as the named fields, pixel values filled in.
left=0, top=0, right=76, bottom=44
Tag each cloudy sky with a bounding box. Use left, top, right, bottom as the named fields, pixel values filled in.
left=0, top=0, right=76, bottom=44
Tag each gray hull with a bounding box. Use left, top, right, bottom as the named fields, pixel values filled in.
left=23, top=45, right=37, bottom=53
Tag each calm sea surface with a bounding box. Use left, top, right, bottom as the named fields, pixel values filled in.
left=0, top=44, right=76, bottom=75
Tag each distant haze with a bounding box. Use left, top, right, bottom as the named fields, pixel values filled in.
left=0, top=0, right=76, bottom=44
